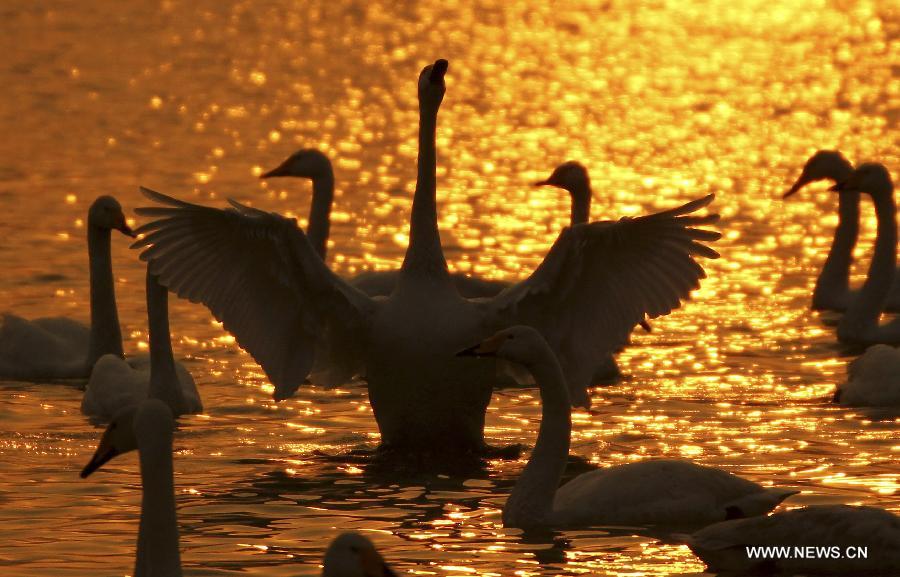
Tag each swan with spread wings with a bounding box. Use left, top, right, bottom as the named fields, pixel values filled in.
left=131, top=60, right=720, bottom=454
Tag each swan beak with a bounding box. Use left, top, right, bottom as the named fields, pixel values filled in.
left=429, top=59, right=448, bottom=84
left=118, top=223, right=137, bottom=238
left=829, top=181, right=847, bottom=192
left=783, top=174, right=811, bottom=199
left=533, top=178, right=551, bottom=187
left=639, top=319, right=652, bottom=333
left=80, top=440, right=119, bottom=478
left=260, top=161, right=289, bottom=179
left=456, top=333, right=505, bottom=357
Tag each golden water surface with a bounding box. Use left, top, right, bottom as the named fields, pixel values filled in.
left=1, top=0, right=899, bottom=575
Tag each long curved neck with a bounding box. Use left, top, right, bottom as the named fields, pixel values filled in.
left=844, top=188, right=897, bottom=325
left=503, top=354, right=571, bottom=528
left=147, top=274, right=185, bottom=415
left=134, top=431, right=182, bottom=577
left=400, top=102, right=449, bottom=280
left=814, top=191, right=860, bottom=302
left=569, top=183, right=591, bottom=226
left=86, top=225, right=124, bottom=368
left=308, top=171, right=334, bottom=260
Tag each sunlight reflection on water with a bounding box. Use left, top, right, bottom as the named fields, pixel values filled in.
left=1, top=0, right=899, bottom=575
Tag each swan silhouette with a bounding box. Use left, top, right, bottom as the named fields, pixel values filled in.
left=684, top=504, right=900, bottom=575
left=833, top=164, right=900, bottom=344
left=0, top=196, right=135, bottom=381
left=459, top=326, right=796, bottom=529
left=81, top=400, right=397, bottom=577
left=262, top=152, right=646, bottom=381
left=131, top=59, right=720, bottom=453
left=82, top=271, right=201, bottom=419
left=785, top=151, right=900, bottom=312
left=835, top=344, right=900, bottom=406
left=81, top=399, right=183, bottom=577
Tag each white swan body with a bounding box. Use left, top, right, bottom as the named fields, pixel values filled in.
left=834, top=164, right=900, bottom=344
left=459, top=326, right=796, bottom=529
left=685, top=505, right=900, bottom=575
left=785, top=151, right=900, bottom=312
left=0, top=196, right=135, bottom=381
left=132, top=59, right=720, bottom=454
left=835, top=344, right=900, bottom=406
left=82, top=272, right=201, bottom=419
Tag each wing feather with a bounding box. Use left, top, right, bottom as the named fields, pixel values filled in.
left=131, top=187, right=373, bottom=399
left=485, top=194, right=721, bottom=405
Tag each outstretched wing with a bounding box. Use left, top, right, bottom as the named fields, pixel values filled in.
left=132, top=187, right=374, bottom=400
left=484, top=195, right=721, bottom=406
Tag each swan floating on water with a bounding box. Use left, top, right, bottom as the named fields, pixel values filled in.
left=0, top=196, right=135, bottom=381
left=683, top=504, right=900, bottom=575
left=82, top=271, right=201, bottom=419
left=459, top=326, right=796, bottom=529
left=835, top=344, right=900, bottom=406
left=785, top=151, right=900, bottom=312
left=131, top=59, right=720, bottom=454
left=81, top=400, right=396, bottom=576
left=832, top=164, right=900, bottom=345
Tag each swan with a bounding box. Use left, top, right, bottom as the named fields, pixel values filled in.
left=262, top=152, right=646, bottom=380
left=81, top=400, right=395, bottom=577
left=459, top=326, right=796, bottom=529
left=81, top=399, right=183, bottom=577
left=82, top=271, right=202, bottom=419
left=785, top=150, right=900, bottom=312
left=834, top=344, right=900, bottom=406
left=131, top=59, right=721, bottom=454
left=683, top=504, right=900, bottom=575
left=832, top=164, right=900, bottom=344
left=534, top=161, right=653, bottom=381
left=0, top=196, right=135, bottom=381
left=259, top=148, right=504, bottom=298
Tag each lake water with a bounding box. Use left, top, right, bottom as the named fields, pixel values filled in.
left=1, top=0, right=898, bottom=575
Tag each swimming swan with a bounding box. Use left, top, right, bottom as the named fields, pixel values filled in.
left=0, top=196, right=135, bottom=381
left=82, top=271, right=201, bottom=419
left=81, top=400, right=391, bottom=576
left=684, top=504, right=900, bottom=575
left=785, top=151, right=900, bottom=312
left=459, top=326, right=797, bottom=529
left=131, top=59, right=720, bottom=453
left=834, top=344, right=900, bottom=406
left=832, top=164, right=900, bottom=344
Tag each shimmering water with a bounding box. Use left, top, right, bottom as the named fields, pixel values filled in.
left=2, top=0, right=899, bottom=575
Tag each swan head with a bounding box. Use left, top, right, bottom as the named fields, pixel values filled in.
left=260, top=149, right=333, bottom=180
left=831, top=163, right=894, bottom=198
left=80, top=399, right=174, bottom=478
left=783, top=150, right=854, bottom=199
left=322, top=532, right=396, bottom=577
left=88, top=195, right=136, bottom=237
left=418, top=59, right=448, bottom=111
left=457, top=325, right=549, bottom=368
left=534, top=161, right=590, bottom=197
